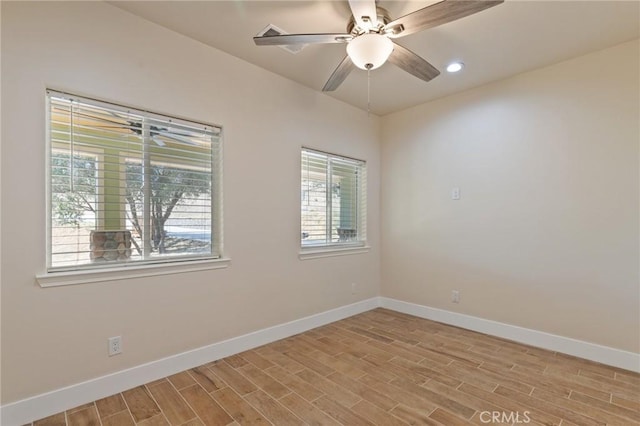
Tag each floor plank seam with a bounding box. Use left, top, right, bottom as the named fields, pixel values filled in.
left=31, top=309, right=640, bottom=426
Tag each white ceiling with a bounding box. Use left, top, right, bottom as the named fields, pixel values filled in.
left=110, top=1, right=639, bottom=116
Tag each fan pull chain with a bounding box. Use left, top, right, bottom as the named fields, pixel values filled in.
left=367, top=65, right=371, bottom=117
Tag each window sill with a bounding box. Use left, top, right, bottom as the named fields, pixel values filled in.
left=298, top=245, right=371, bottom=260
left=36, top=258, right=231, bottom=288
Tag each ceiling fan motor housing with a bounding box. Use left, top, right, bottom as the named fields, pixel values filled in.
left=347, top=6, right=392, bottom=35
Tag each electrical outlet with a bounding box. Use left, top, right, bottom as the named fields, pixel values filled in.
left=351, top=283, right=358, bottom=294
left=452, top=290, right=460, bottom=303
left=108, top=336, right=122, bottom=356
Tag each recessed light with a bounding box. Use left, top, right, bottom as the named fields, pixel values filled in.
left=446, top=62, right=464, bottom=73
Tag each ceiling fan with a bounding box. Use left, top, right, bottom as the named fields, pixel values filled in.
left=75, top=109, right=204, bottom=147
left=253, top=0, right=504, bottom=91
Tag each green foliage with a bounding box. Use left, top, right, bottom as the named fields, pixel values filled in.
left=51, top=154, right=97, bottom=226
left=52, top=151, right=210, bottom=255
left=125, top=162, right=210, bottom=253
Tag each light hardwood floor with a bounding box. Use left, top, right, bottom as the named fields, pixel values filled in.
left=31, top=309, right=639, bottom=425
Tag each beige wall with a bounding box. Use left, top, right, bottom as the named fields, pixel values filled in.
left=2, top=0, right=638, bottom=408
left=0, top=2, right=381, bottom=403
left=381, top=39, right=639, bottom=353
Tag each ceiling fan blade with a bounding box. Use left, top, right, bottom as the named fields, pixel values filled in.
left=254, top=33, right=352, bottom=46
left=348, top=0, right=378, bottom=30
left=155, top=130, right=199, bottom=146
left=384, top=0, right=504, bottom=38
left=163, top=126, right=204, bottom=138
left=151, top=135, right=166, bottom=147
left=322, top=55, right=356, bottom=92
left=388, top=43, right=440, bottom=82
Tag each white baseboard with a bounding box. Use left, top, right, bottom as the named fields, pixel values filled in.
left=380, top=297, right=640, bottom=373
left=1, top=297, right=380, bottom=426
left=3, top=296, right=638, bottom=425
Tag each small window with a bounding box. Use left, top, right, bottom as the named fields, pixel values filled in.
left=47, top=90, right=222, bottom=271
left=301, top=148, right=366, bottom=248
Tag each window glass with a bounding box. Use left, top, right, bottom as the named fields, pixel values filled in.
left=301, top=148, right=366, bottom=248
left=47, top=90, right=222, bottom=271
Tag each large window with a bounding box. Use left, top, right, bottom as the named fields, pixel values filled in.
left=301, top=148, right=366, bottom=248
left=47, top=90, right=222, bottom=271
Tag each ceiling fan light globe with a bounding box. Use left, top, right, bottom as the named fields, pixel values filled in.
left=346, top=33, right=393, bottom=70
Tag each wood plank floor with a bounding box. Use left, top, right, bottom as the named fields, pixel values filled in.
left=30, top=309, right=639, bottom=425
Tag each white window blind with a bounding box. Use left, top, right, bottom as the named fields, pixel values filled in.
left=47, top=90, right=222, bottom=271
left=301, top=148, right=366, bottom=248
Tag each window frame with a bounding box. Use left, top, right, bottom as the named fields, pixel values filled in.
left=299, top=147, right=368, bottom=258
left=40, top=90, right=228, bottom=284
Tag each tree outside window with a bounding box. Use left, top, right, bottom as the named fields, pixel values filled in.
left=47, top=91, right=221, bottom=271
